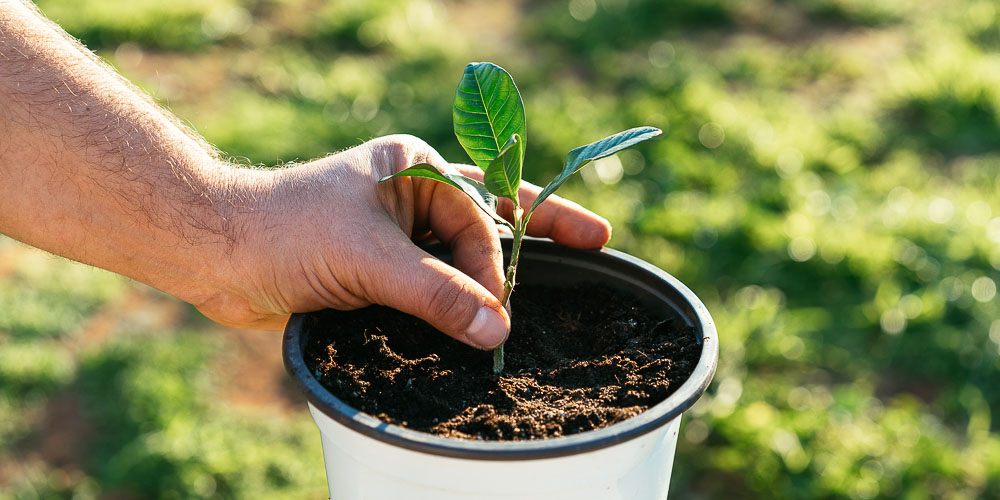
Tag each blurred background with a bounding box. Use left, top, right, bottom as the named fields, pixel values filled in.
left=2, top=0, right=999, bottom=497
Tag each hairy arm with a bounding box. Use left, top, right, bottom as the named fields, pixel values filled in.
left=0, top=0, right=253, bottom=308
left=0, top=0, right=611, bottom=345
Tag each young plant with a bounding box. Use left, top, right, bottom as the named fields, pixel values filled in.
left=380, top=62, right=661, bottom=374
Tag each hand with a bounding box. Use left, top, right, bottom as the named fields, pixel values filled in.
left=0, top=7, right=608, bottom=349
left=200, top=135, right=611, bottom=349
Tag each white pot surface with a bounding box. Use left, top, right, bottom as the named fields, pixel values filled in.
left=309, top=402, right=681, bottom=499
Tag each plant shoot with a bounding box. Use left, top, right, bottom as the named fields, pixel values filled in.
left=381, top=62, right=661, bottom=374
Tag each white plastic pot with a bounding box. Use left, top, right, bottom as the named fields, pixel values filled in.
left=283, top=237, right=718, bottom=499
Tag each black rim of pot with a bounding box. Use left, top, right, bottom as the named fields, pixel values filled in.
left=282, top=236, right=718, bottom=461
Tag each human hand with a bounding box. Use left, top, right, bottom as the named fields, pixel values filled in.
left=200, top=135, right=611, bottom=349
left=0, top=8, right=607, bottom=350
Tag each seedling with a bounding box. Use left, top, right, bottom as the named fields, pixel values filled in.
left=381, top=62, right=661, bottom=374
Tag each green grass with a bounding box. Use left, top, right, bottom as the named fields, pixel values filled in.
left=0, top=250, right=125, bottom=339
left=1, top=0, right=998, bottom=497
left=2, top=331, right=325, bottom=498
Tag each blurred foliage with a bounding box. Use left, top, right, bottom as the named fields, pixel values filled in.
left=0, top=252, right=125, bottom=340
left=2, top=0, right=999, bottom=498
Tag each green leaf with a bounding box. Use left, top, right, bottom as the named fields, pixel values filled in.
left=483, top=133, right=523, bottom=200
left=453, top=62, right=526, bottom=172
left=529, top=127, right=662, bottom=213
left=379, top=164, right=502, bottom=222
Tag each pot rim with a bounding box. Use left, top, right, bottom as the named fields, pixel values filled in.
left=282, top=237, right=718, bottom=460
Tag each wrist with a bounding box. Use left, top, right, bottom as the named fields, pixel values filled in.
left=166, top=159, right=282, bottom=316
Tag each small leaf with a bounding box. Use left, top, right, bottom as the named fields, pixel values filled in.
left=453, top=62, right=527, bottom=172
left=379, top=164, right=502, bottom=222
left=530, top=127, right=662, bottom=213
left=483, top=133, right=523, bottom=200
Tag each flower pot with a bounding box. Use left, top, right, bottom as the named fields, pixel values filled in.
left=283, top=236, right=718, bottom=499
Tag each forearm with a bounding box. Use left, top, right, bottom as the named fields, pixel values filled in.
left=0, top=1, right=253, bottom=305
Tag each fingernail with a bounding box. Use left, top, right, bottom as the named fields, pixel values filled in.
left=465, top=307, right=509, bottom=349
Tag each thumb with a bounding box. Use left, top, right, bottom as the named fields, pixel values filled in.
left=367, top=231, right=510, bottom=350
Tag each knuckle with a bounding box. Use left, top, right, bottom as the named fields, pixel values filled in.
left=425, top=277, right=475, bottom=332
left=455, top=222, right=496, bottom=259
left=368, top=134, right=435, bottom=174
left=374, top=134, right=426, bottom=156
left=388, top=133, right=426, bottom=148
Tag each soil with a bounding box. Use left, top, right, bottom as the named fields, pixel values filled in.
left=303, top=283, right=700, bottom=441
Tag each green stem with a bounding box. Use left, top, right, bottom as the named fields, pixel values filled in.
left=493, top=206, right=525, bottom=375
left=500, top=231, right=522, bottom=306
left=493, top=344, right=504, bottom=374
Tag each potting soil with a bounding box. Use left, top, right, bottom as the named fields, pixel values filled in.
left=304, top=284, right=700, bottom=441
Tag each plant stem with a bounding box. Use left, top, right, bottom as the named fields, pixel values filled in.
left=499, top=235, right=520, bottom=307
left=493, top=344, right=504, bottom=374
left=493, top=207, right=524, bottom=375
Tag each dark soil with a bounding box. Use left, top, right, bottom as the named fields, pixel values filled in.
left=304, top=283, right=700, bottom=441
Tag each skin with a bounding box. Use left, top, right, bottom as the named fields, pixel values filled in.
left=0, top=0, right=612, bottom=350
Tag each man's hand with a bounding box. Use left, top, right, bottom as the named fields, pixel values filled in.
left=0, top=1, right=611, bottom=350
left=198, top=135, right=611, bottom=349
